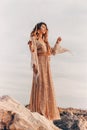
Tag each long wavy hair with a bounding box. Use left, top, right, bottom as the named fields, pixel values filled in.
left=30, top=22, right=51, bottom=54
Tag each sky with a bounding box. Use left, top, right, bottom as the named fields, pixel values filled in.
left=0, top=0, right=87, bottom=109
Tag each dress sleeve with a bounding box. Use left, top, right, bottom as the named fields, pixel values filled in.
left=28, top=37, right=39, bottom=75
left=51, top=43, right=69, bottom=55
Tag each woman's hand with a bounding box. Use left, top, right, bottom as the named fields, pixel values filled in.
left=56, top=37, right=62, bottom=44
left=28, top=40, right=32, bottom=46
left=28, top=40, right=34, bottom=52
left=33, top=64, right=38, bottom=74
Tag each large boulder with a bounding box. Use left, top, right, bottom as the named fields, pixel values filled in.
left=0, top=95, right=61, bottom=130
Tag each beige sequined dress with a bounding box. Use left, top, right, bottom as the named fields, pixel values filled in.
left=29, top=37, right=68, bottom=120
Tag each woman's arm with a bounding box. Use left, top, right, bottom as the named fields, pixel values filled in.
left=51, top=37, right=71, bottom=55
left=28, top=37, right=39, bottom=75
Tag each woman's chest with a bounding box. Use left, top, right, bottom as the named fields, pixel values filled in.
left=36, top=42, right=47, bottom=52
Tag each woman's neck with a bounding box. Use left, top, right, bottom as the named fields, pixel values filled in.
left=38, top=33, right=43, bottom=40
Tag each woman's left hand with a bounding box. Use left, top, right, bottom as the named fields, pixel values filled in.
left=56, top=37, right=62, bottom=44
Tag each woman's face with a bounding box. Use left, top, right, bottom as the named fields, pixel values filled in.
left=40, top=24, right=47, bottom=34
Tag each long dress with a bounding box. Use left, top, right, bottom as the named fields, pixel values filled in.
left=29, top=37, right=68, bottom=120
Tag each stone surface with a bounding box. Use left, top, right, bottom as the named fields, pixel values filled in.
left=0, top=95, right=87, bottom=130
left=53, top=107, right=87, bottom=130
left=0, top=95, right=61, bottom=130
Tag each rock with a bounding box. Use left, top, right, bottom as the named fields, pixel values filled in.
left=0, top=95, right=61, bottom=130
left=53, top=107, right=87, bottom=130
left=0, top=95, right=87, bottom=130
left=0, top=110, right=15, bottom=130
left=79, top=116, right=87, bottom=130
left=53, top=112, right=79, bottom=130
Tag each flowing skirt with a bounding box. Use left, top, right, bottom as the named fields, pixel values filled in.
left=29, top=55, right=60, bottom=120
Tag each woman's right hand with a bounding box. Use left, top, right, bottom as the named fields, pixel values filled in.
left=33, top=64, right=38, bottom=74
left=28, top=40, right=32, bottom=46
left=28, top=40, right=35, bottom=52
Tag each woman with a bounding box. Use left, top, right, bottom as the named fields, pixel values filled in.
left=28, top=22, right=70, bottom=120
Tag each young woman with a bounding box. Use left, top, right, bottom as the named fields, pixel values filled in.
left=28, top=22, right=70, bottom=120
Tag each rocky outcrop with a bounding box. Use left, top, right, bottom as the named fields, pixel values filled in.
left=53, top=107, right=87, bottom=130
left=0, top=95, right=61, bottom=130
left=0, top=95, right=87, bottom=130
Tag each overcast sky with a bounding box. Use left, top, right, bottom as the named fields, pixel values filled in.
left=0, top=0, right=87, bottom=109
